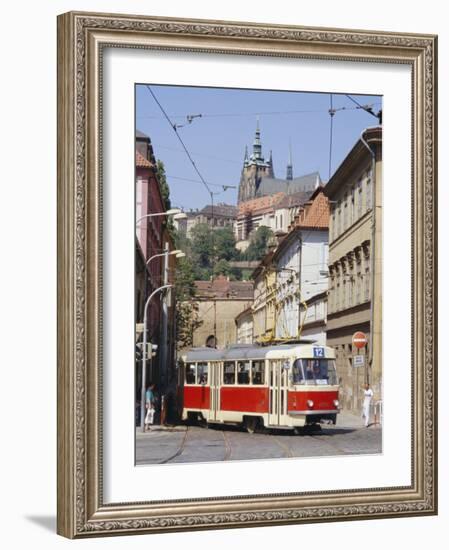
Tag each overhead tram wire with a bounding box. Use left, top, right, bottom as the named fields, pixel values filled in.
left=345, top=94, right=382, bottom=123
left=145, top=85, right=214, bottom=198
left=136, top=103, right=382, bottom=120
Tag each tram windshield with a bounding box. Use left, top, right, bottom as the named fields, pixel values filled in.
left=292, top=358, right=337, bottom=385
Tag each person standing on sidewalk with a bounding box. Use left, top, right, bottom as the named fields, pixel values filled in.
left=361, top=383, right=374, bottom=427
left=144, top=382, right=156, bottom=432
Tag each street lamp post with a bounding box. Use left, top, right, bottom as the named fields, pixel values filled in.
left=136, top=208, right=186, bottom=226
left=140, top=284, right=172, bottom=432
left=146, top=248, right=185, bottom=399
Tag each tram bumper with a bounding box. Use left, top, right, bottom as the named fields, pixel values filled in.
left=288, top=410, right=338, bottom=426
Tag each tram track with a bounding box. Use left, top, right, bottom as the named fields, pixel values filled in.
left=159, top=425, right=190, bottom=464
left=306, top=430, right=353, bottom=456
left=271, top=434, right=294, bottom=458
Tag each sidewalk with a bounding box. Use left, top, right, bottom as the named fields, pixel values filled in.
left=136, top=424, right=187, bottom=438
left=337, top=410, right=382, bottom=429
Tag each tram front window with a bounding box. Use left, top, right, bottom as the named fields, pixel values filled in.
left=292, top=359, right=337, bottom=385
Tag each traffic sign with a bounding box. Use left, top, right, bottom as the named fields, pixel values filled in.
left=353, top=355, right=365, bottom=368
left=352, top=331, right=368, bottom=349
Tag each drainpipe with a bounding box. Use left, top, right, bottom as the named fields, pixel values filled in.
left=360, top=128, right=377, bottom=384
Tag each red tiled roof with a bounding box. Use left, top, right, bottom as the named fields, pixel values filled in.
left=195, top=275, right=254, bottom=299
left=136, top=150, right=153, bottom=168
left=238, top=192, right=285, bottom=216
left=296, top=189, right=329, bottom=230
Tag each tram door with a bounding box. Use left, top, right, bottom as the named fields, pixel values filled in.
left=268, top=360, right=289, bottom=426
left=208, top=361, right=221, bottom=422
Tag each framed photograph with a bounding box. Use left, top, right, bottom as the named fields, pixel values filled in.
left=57, top=11, right=437, bottom=538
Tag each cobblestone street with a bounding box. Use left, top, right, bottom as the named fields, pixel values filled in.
left=136, top=412, right=382, bottom=465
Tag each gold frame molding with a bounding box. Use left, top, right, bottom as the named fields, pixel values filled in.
left=57, top=11, right=438, bottom=538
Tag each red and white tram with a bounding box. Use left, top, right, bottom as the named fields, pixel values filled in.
left=178, top=343, right=340, bottom=432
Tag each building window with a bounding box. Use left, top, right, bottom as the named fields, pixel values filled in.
left=337, top=205, right=342, bottom=236
left=364, top=268, right=370, bottom=301
left=358, top=179, right=363, bottom=217
left=343, top=194, right=348, bottom=231
left=366, top=171, right=372, bottom=210
left=351, top=187, right=355, bottom=226
left=356, top=268, right=362, bottom=304
left=348, top=277, right=353, bottom=308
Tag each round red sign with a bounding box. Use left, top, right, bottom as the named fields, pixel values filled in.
left=352, top=331, right=368, bottom=349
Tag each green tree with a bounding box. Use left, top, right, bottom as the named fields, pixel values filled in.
left=214, top=226, right=240, bottom=261
left=243, top=226, right=275, bottom=261
left=156, top=160, right=171, bottom=211
left=213, top=259, right=232, bottom=278
left=190, top=223, right=214, bottom=271
left=156, top=160, right=176, bottom=241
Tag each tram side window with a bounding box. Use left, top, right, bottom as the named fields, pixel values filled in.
left=223, top=362, right=236, bottom=385
left=292, top=359, right=305, bottom=385
left=237, top=361, right=250, bottom=384
left=198, top=362, right=208, bottom=384
left=251, top=361, right=265, bottom=385
left=185, top=363, right=197, bottom=385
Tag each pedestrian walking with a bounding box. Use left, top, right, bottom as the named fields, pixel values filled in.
left=144, top=382, right=156, bottom=432
left=361, top=383, right=374, bottom=427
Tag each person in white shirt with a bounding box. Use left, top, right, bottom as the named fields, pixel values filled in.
left=362, top=383, right=374, bottom=427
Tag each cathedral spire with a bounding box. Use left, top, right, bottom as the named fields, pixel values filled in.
left=286, top=140, right=293, bottom=180
left=252, top=117, right=263, bottom=161
left=243, top=145, right=249, bottom=165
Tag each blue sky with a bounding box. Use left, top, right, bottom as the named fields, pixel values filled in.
left=136, top=84, right=382, bottom=211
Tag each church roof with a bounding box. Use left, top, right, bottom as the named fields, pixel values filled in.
left=256, top=171, right=321, bottom=197
left=274, top=189, right=312, bottom=209
left=238, top=192, right=285, bottom=216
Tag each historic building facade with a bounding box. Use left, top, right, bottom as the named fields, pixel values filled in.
left=324, top=126, right=382, bottom=413
left=251, top=251, right=277, bottom=343
left=192, top=276, right=254, bottom=349
left=235, top=307, right=254, bottom=344
left=176, top=203, right=238, bottom=237
left=299, top=291, right=328, bottom=346
left=135, top=129, right=176, bottom=407
left=273, top=188, right=329, bottom=341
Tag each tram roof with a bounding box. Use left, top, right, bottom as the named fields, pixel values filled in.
left=182, top=342, right=332, bottom=362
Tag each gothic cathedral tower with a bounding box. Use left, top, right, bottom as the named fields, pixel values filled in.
left=237, top=121, right=274, bottom=203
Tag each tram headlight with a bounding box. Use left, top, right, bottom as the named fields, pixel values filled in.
left=307, top=400, right=314, bottom=408
left=333, top=399, right=340, bottom=408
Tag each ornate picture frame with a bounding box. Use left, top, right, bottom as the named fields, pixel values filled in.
left=57, top=11, right=437, bottom=538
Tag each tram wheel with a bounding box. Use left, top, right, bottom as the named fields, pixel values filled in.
left=244, top=416, right=259, bottom=434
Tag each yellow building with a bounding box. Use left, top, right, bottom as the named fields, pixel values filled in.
left=252, top=251, right=277, bottom=343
